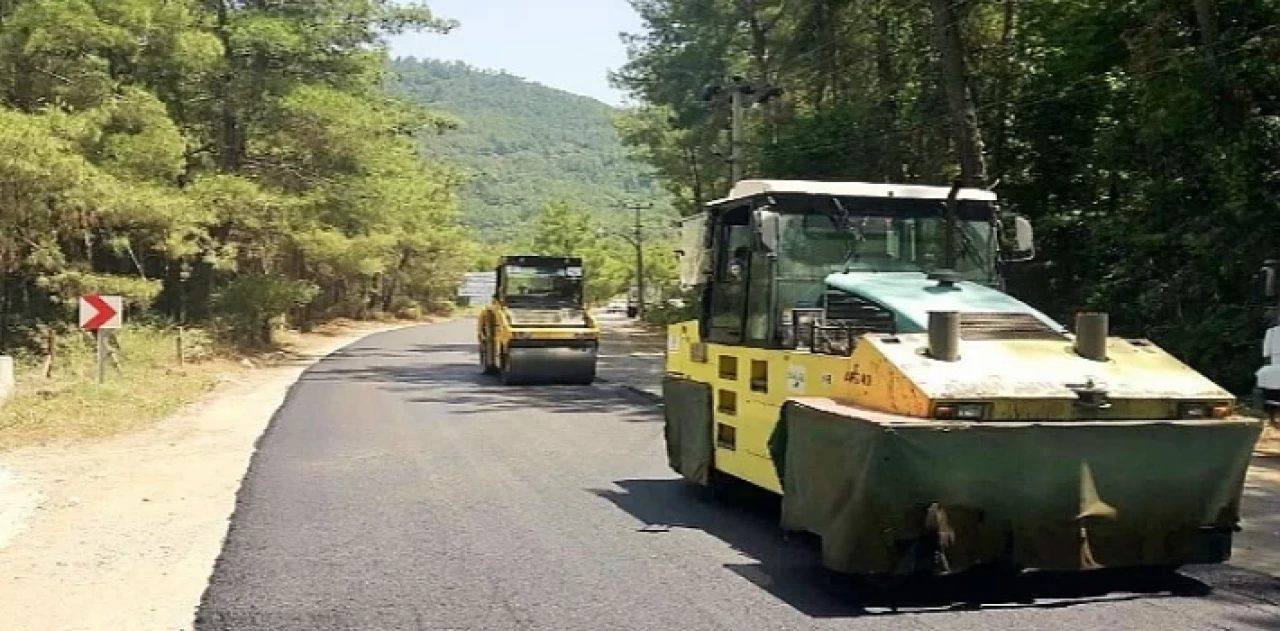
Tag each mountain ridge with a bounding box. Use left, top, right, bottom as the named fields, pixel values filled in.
left=386, top=57, right=665, bottom=245
left=393, top=56, right=624, bottom=109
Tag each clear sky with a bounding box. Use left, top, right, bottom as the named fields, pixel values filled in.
left=388, top=0, right=644, bottom=107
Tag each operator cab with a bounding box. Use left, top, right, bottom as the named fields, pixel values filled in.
left=496, top=255, right=585, bottom=310
left=684, top=179, right=1040, bottom=355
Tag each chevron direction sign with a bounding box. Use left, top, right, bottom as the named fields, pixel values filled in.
left=79, top=294, right=123, bottom=330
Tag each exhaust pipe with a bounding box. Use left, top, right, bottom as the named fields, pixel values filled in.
left=1075, top=312, right=1109, bottom=362
left=928, top=311, right=961, bottom=362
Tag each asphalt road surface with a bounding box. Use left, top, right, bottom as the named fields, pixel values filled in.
left=195, top=319, right=1280, bottom=630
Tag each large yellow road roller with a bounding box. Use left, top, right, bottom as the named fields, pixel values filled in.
left=663, top=178, right=1263, bottom=580
left=478, top=255, right=600, bottom=385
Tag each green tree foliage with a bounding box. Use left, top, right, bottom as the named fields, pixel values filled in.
left=508, top=200, right=681, bottom=307
left=386, top=57, right=676, bottom=243
left=614, top=0, right=1280, bottom=394
left=0, top=0, right=469, bottom=347
left=523, top=201, right=631, bottom=305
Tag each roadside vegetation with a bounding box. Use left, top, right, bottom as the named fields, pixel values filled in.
left=0, top=327, right=232, bottom=449
left=0, top=1, right=681, bottom=446
left=0, top=1, right=473, bottom=445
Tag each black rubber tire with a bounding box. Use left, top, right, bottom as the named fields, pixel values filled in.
left=480, top=343, right=498, bottom=375
left=498, top=350, right=518, bottom=386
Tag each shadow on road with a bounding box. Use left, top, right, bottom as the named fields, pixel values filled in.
left=301, top=340, right=663, bottom=423
left=590, top=477, right=1231, bottom=618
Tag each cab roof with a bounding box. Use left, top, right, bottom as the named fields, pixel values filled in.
left=498, top=255, right=583, bottom=267
left=708, top=179, right=999, bottom=206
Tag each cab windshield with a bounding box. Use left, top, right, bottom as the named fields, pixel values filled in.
left=766, top=196, right=998, bottom=318
left=778, top=213, right=995, bottom=283
left=502, top=263, right=584, bottom=307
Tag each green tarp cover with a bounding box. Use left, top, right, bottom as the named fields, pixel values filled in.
left=663, top=376, right=714, bottom=485
left=769, top=398, right=1262, bottom=576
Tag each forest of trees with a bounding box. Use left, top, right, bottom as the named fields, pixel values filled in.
left=386, top=57, right=683, bottom=306
left=387, top=57, right=674, bottom=244
left=611, top=0, right=1280, bottom=394
left=0, top=0, right=474, bottom=350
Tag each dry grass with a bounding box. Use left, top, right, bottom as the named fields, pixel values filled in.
left=0, top=327, right=243, bottom=451
left=0, top=316, right=434, bottom=452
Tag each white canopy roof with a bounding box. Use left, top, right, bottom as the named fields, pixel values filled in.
left=708, top=179, right=999, bottom=206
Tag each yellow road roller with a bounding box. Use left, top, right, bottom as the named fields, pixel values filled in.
left=478, top=255, right=600, bottom=385
left=663, top=179, right=1263, bottom=580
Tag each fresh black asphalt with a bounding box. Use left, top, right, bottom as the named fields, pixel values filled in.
left=194, top=319, right=1280, bottom=630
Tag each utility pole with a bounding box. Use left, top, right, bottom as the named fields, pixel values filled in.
left=621, top=201, right=653, bottom=319
left=701, top=76, right=783, bottom=189
left=633, top=202, right=645, bottom=319
left=729, top=85, right=745, bottom=184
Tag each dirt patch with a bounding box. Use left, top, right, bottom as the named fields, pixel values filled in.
left=0, top=319, right=428, bottom=631
left=1255, top=423, right=1280, bottom=458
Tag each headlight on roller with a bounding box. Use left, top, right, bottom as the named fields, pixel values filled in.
left=933, top=402, right=990, bottom=421
left=1177, top=401, right=1233, bottom=419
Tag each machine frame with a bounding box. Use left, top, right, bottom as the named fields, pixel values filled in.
left=661, top=179, right=1261, bottom=579
left=477, top=255, right=600, bottom=386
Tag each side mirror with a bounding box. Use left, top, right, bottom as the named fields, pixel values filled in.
left=754, top=207, right=781, bottom=254
left=1263, top=260, right=1279, bottom=299
left=1000, top=215, right=1035, bottom=263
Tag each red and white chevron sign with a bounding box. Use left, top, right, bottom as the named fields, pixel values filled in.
left=79, top=294, right=123, bottom=330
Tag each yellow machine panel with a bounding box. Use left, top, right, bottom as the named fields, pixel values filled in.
left=664, top=320, right=932, bottom=493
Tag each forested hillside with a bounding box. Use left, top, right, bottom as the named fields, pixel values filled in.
left=0, top=0, right=469, bottom=351
left=387, top=57, right=669, bottom=243
left=613, top=0, right=1280, bottom=394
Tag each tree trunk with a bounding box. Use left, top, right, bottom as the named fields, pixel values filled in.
left=212, top=1, right=244, bottom=171
left=989, top=0, right=1018, bottom=178
left=875, top=4, right=899, bottom=180
left=1192, top=0, right=1219, bottom=50
left=685, top=145, right=705, bottom=211
left=930, top=0, right=988, bottom=188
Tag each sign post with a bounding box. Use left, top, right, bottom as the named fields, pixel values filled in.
left=79, top=295, right=123, bottom=384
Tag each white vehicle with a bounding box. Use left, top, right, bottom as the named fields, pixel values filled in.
left=604, top=298, right=629, bottom=315
left=1258, top=259, right=1280, bottom=416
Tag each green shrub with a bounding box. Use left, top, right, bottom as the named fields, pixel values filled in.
left=212, top=274, right=319, bottom=347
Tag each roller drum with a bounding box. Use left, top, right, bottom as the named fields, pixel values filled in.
left=500, top=344, right=598, bottom=385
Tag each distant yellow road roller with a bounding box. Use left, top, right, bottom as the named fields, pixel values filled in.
left=477, top=255, right=600, bottom=385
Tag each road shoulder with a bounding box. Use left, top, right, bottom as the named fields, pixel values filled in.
left=0, top=320, right=425, bottom=631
